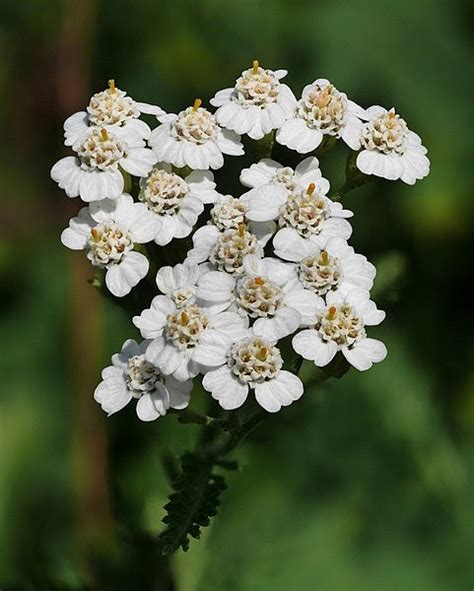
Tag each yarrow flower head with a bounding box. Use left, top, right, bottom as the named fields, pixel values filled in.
left=63, top=79, right=165, bottom=146
left=292, top=289, right=387, bottom=371
left=273, top=232, right=376, bottom=296
left=51, top=126, right=157, bottom=202
left=243, top=180, right=352, bottom=249
left=61, top=193, right=159, bottom=296
left=149, top=99, right=244, bottom=170
left=210, top=60, right=297, bottom=140
left=94, top=339, right=192, bottom=421
left=197, top=327, right=304, bottom=413
left=186, top=221, right=275, bottom=275
left=133, top=294, right=248, bottom=382
left=139, top=164, right=222, bottom=245
left=356, top=106, right=430, bottom=184
left=196, top=255, right=321, bottom=340
left=276, top=79, right=365, bottom=153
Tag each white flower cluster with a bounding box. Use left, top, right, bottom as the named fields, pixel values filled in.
left=52, top=64, right=430, bottom=422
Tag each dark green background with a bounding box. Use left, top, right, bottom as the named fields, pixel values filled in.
left=0, top=1, right=473, bottom=589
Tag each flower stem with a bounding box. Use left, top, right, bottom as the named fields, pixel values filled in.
left=332, top=150, right=374, bottom=202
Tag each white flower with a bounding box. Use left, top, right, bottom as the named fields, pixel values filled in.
left=197, top=328, right=303, bottom=413
left=61, top=193, right=159, bottom=297
left=356, top=106, right=430, bottom=185
left=292, top=289, right=387, bottom=371
left=276, top=79, right=365, bottom=153
left=240, top=156, right=327, bottom=195
left=149, top=99, right=244, bottom=170
left=186, top=221, right=275, bottom=275
left=210, top=60, right=296, bottom=140
left=133, top=297, right=248, bottom=382
left=196, top=255, right=320, bottom=340
left=156, top=261, right=207, bottom=308
left=139, top=164, right=221, bottom=245
left=51, top=126, right=157, bottom=202
left=63, top=79, right=164, bottom=146
left=209, top=195, right=248, bottom=230
left=94, top=339, right=191, bottom=421
left=244, top=181, right=352, bottom=249
left=273, top=231, right=376, bottom=296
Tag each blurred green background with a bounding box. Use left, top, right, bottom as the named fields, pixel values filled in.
left=0, top=0, right=473, bottom=589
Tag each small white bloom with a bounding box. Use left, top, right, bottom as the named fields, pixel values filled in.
left=292, top=289, right=387, bottom=371
left=149, top=99, right=243, bottom=170
left=210, top=195, right=248, bottom=230
left=273, top=231, right=376, bottom=296
left=94, top=339, right=191, bottom=421
left=51, top=126, right=157, bottom=202
left=139, top=164, right=221, bottom=245
left=61, top=193, right=159, bottom=297
left=356, top=106, right=430, bottom=185
left=198, top=328, right=303, bottom=413
left=210, top=60, right=297, bottom=140
left=240, top=156, right=327, bottom=195
left=133, top=298, right=248, bottom=382
left=244, top=181, right=352, bottom=249
left=63, top=79, right=164, bottom=146
left=276, top=79, right=365, bottom=153
left=196, top=255, right=320, bottom=340
left=186, top=221, right=275, bottom=275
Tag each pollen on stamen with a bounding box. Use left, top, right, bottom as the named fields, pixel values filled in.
left=108, top=79, right=116, bottom=93
left=180, top=311, right=189, bottom=325
left=192, top=98, right=202, bottom=111
left=320, top=251, right=329, bottom=265
left=256, top=347, right=267, bottom=361
left=100, top=128, right=109, bottom=141
left=252, top=60, right=259, bottom=74
left=90, top=228, right=100, bottom=240
left=307, top=183, right=316, bottom=195
left=238, top=223, right=246, bottom=237
left=327, top=306, right=337, bottom=320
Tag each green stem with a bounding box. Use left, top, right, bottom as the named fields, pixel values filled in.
left=332, top=150, right=374, bottom=202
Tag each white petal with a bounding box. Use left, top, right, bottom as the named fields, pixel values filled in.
left=120, top=148, right=156, bottom=176
left=244, top=184, right=288, bottom=222
left=342, top=338, right=387, bottom=371
left=276, top=118, right=323, bottom=153
left=94, top=377, right=132, bottom=416
left=253, top=307, right=301, bottom=340
left=192, top=330, right=231, bottom=368
left=283, top=289, right=321, bottom=325
left=166, top=376, right=192, bottom=409
left=292, top=330, right=338, bottom=367
left=135, top=101, right=166, bottom=117
left=202, top=366, right=249, bottom=410
left=133, top=295, right=175, bottom=338
left=136, top=386, right=170, bottom=421
left=254, top=370, right=303, bottom=413
left=210, top=87, right=234, bottom=107
left=273, top=228, right=318, bottom=262
left=211, top=311, right=249, bottom=340
left=105, top=251, right=149, bottom=297
left=239, top=158, right=281, bottom=188
left=80, top=169, right=124, bottom=202
left=196, top=270, right=235, bottom=303
left=216, top=129, right=244, bottom=156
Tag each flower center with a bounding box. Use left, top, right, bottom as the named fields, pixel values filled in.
left=316, top=304, right=366, bottom=347
left=299, top=250, right=342, bottom=295
left=86, top=222, right=133, bottom=267
left=279, top=184, right=330, bottom=238
left=172, top=99, right=219, bottom=144
left=228, top=337, right=283, bottom=386
left=272, top=167, right=299, bottom=192
left=235, top=275, right=283, bottom=317
left=210, top=197, right=248, bottom=230
left=140, top=168, right=189, bottom=215
left=360, top=109, right=408, bottom=155
left=126, top=354, right=163, bottom=398
left=78, top=128, right=125, bottom=171
left=87, top=80, right=140, bottom=126
left=210, top=224, right=264, bottom=275
left=297, top=83, right=347, bottom=135
left=234, top=60, right=280, bottom=107
left=171, top=286, right=196, bottom=307
left=164, top=305, right=210, bottom=350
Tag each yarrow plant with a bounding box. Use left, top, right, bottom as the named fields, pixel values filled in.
left=52, top=66, right=430, bottom=554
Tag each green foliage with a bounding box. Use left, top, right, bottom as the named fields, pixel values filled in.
left=159, top=452, right=228, bottom=555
